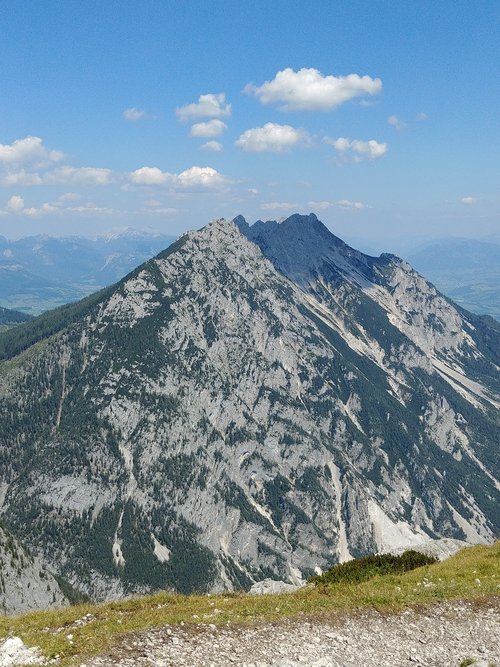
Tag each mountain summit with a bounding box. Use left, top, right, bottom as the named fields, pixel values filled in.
left=0, top=214, right=498, bottom=605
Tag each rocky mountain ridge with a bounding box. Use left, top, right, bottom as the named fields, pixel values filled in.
left=0, top=214, right=498, bottom=609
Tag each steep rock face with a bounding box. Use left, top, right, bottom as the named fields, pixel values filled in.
left=0, top=524, right=68, bottom=615
left=0, top=215, right=498, bottom=602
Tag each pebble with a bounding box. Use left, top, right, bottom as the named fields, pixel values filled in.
left=84, top=600, right=499, bottom=667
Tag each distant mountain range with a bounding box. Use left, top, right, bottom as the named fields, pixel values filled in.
left=407, top=238, right=500, bottom=320
left=0, top=228, right=176, bottom=315
left=1, top=229, right=498, bottom=321
left=0, top=214, right=498, bottom=611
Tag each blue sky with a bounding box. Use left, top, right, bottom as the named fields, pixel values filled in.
left=0, top=0, right=498, bottom=252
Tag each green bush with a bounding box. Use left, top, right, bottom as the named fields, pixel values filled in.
left=310, top=550, right=437, bottom=586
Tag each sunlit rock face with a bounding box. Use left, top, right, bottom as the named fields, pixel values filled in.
left=0, top=214, right=498, bottom=604
left=0, top=524, right=69, bottom=614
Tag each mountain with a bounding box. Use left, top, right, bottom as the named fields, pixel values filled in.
left=0, top=522, right=69, bottom=614
left=0, top=306, right=33, bottom=331
left=0, top=229, right=176, bottom=315
left=0, top=214, right=498, bottom=608
left=407, top=238, right=500, bottom=320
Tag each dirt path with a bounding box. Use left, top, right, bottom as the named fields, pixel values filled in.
left=86, top=599, right=499, bottom=667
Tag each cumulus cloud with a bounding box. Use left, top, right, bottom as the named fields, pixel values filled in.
left=335, top=199, right=366, bottom=210
left=130, top=166, right=171, bottom=186
left=201, top=141, right=223, bottom=152
left=177, top=166, right=225, bottom=188
left=245, top=67, right=382, bottom=112
left=129, top=165, right=226, bottom=189
left=387, top=115, right=406, bottom=130
left=461, top=196, right=477, bottom=205
left=236, top=123, right=308, bottom=152
left=5, top=196, right=56, bottom=217
left=0, top=165, right=113, bottom=187
left=0, top=136, right=63, bottom=165
left=176, top=93, right=231, bottom=121
left=7, top=195, right=25, bottom=211
left=324, top=136, right=388, bottom=163
left=308, top=200, right=333, bottom=210
left=261, top=201, right=299, bottom=211
left=0, top=170, right=43, bottom=186
left=190, top=120, right=227, bottom=137
left=44, top=166, right=114, bottom=185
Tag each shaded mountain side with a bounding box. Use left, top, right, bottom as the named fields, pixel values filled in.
left=0, top=215, right=498, bottom=604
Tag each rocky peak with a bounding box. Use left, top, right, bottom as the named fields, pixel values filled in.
left=0, top=212, right=498, bottom=609
left=235, top=213, right=379, bottom=287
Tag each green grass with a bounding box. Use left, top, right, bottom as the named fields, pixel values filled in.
left=1, top=542, right=499, bottom=666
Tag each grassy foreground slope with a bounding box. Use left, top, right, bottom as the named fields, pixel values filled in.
left=2, top=543, right=499, bottom=666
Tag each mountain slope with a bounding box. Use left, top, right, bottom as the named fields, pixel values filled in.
left=0, top=523, right=69, bottom=614
left=0, top=215, right=498, bottom=603
left=0, top=306, right=33, bottom=331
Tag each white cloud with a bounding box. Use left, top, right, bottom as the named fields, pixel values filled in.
left=261, top=201, right=299, bottom=210
left=190, top=120, right=227, bottom=137
left=0, top=170, right=43, bottom=186
left=176, top=93, right=231, bottom=121
left=245, top=67, right=382, bottom=112
left=44, top=166, right=114, bottom=185
left=0, top=136, right=63, bottom=165
left=248, top=188, right=259, bottom=195
left=387, top=115, right=406, bottom=130
left=7, top=195, right=25, bottom=211
left=1, top=166, right=113, bottom=187
left=308, top=200, right=333, bottom=210
left=236, top=123, right=308, bottom=152
left=461, top=196, right=477, bottom=205
left=130, top=165, right=226, bottom=189
left=176, top=166, right=225, bottom=188
left=416, top=112, right=428, bottom=121
left=201, top=141, right=223, bottom=152
left=3, top=192, right=117, bottom=217
left=5, top=196, right=58, bottom=217
left=324, top=136, right=388, bottom=162
left=130, top=166, right=171, bottom=186
left=123, top=107, right=148, bottom=121
left=335, top=199, right=366, bottom=210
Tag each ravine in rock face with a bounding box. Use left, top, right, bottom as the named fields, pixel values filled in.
left=0, top=214, right=498, bottom=609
